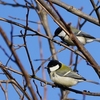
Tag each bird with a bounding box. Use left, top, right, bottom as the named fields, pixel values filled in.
left=53, top=26, right=100, bottom=46
left=46, top=60, right=100, bottom=87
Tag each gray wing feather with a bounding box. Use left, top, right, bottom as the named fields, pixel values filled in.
left=71, top=27, right=96, bottom=39
left=75, top=31, right=96, bottom=39
left=64, top=71, right=85, bottom=80
left=56, top=70, right=68, bottom=76
left=56, top=70, right=85, bottom=80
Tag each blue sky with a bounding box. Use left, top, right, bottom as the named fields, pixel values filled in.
left=0, top=0, right=100, bottom=100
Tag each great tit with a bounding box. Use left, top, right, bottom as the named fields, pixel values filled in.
left=46, top=60, right=99, bottom=87
left=53, top=26, right=100, bottom=46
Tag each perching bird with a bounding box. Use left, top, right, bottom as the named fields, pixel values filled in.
left=46, top=60, right=100, bottom=87
left=53, top=26, right=100, bottom=46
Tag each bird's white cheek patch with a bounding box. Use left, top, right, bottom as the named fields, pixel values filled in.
left=58, top=31, right=66, bottom=37
left=50, top=65, right=59, bottom=71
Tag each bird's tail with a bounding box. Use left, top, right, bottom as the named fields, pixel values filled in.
left=86, top=79, right=100, bottom=85
left=95, top=38, right=100, bottom=42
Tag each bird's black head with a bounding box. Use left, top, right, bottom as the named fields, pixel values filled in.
left=47, top=60, right=62, bottom=73
left=53, top=27, right=62, bottom=38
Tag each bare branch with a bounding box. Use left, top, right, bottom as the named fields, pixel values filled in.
left=0, top=27, right=37, bottom=100
left=50, top=0, right=100, bottom=26
left=90, top=0, right=100, bottom=23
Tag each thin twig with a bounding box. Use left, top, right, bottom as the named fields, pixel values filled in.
left=1, top=62, right=100, bottom=96
left=36, top=0, right=100, bottom=78
left=33, top=80, right=42, bottom=100
left=0, top=27, right=37, bottom=100
left=90, top=0, right=100, bottom=23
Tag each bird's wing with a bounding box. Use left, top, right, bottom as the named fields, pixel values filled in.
left=56, top=70, right=85, bottom=80
left=71, top=27, right=96, bottom=39
left=64, top=71, right=86, bottom=80
left=56, top=69, right=68, bottom=77
left=75, top=31, right=96, bottom=39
